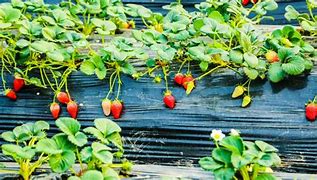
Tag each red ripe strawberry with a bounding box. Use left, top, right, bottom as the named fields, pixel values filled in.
left=251, top=0, right=258, bottom=3
left=102, top=99, right=112, bottom=116
left=182, top=74, right=194, bottom=90
left=306, top=103, right=317, bottom=122
left=4, top=89, right=17, bottom=100
left=111, top=100, right=123, bottom=119
left=50, top=102, right=61, bottom=119
left=13, top=78, right=25, bottom=92
left=57, top=92, right=70, bottom=104
left=174, top=73, right=184, bottom=85
left=67, top=101, right=78, bottom=119
left=163, top=91, right=176, bottom=109
left=242, top=0, right=249, bottom=6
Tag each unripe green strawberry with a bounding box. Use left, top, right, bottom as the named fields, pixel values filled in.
left=232, top=86, right=245, bottom=98
left=242, top=95, right=252, bottom=107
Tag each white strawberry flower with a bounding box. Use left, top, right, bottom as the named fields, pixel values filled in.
left=230, top=129, right=240, bottom=136
left=210, top=130, right=225, bottom=142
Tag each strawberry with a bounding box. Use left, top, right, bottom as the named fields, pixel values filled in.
left=102, top=99, right=112, bottom=116
left=50, top=102, right=61, bottom=119
left=67, top=101, right=78, bottom=119
left=306, top=103, right=317, bottom=122
left=13, top=78, right=25, bottom=92
left=111, top=100, right=123, bottom=119
left=251, top=0, right=258, bottom=3
left=265, top=50, right=279, bottom=63
left=4, top=89, right=17, bottom=100
left=242, top=0, right=250, bottom=6
left=57, top=92, right=70, bottom=104
left=163, top=91, right=176, bottom=109
left=182, top=74, right=194, bottom=90
left=174, top=73, right=184, bottom=85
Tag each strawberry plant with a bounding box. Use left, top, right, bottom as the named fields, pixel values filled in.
left=0, top=121, right=50, bottom=180
left=199, top=129, right=281, bottom=180
left=36, top=117, right=130, bottom=179
left=0, top=117, right=130, bottom=179
left=285, top=0, right=317, bottom=36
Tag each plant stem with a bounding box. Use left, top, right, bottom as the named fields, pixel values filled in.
left=177, top=58, right=187, bottom=73
left=106, top=71, right=117, bottom=99
left=76, top=148, right=84, bottom=171
left=195, top=65, right=224, bottom=81
left=116, top=70, right=122, bottom=99
left=162, top=65, right=169, bottom=91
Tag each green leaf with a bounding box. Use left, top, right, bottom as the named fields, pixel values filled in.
left=281, top=56, right=305, bottom=75
left=285, top=5, right=299, bottom=21
left=80, top=146, right=93, bottom=162
left=220, top=136, right=244, bottom=155
left=1, top=131, right=15, bottom=142
left=34, top=121, right=49, bottom=133
left=42, top=27, right=56, bottom=41
left=84, top=127, right=107, bottom=143
left=212, top=148, right=231, bottom=165
left=199, top=61, right=209, bottom=72
left=47, top=50, right=64, bottom=61
left=68, top=132, right=87, bottom=147
left=94, top=118, right=121, bottom=136
left=213, top=167, right=235, bottom=180
left=92, top=142, right=113, bottom=164
left=146, top=58, right=156, bottom=67
left=229, top=50, right=243, bottom=64
left=82, top=170, right=104, bottom=180
left=56, top=118, right=80, bottom=135
left=208, top=11, right=224, bottom=23
left=95, top=68, right=107, bottom=80
left=13, top=125, right=32, bottom=142
left=36, top=139, right=62, bottom=154
left=277, top=48, right=293, bottom=61
left=255, top=141, right=278, bottom=153
left=243, top=68, right=258, bottom=80
left=53, top=134, right=76, bottom=151
left=80, top=61, right=96, bottom=75
left=16, top=39, right=30, bottom=48
left=193, top=18, right=204, bottom=31
left=108, top=132, right=123, bottom=151
left=199, top=157, right=223, bottom=171
left=268, top=62, right=285, bottom=83
left=121, top=63, right=136, bottom=75
left=255, top=173, right=277, bottom=180
left=2, top=144, right=35, bottom=159
left=240, top=32, right=251, bottom=52
left=258, top=154, right=274, bottom=167
left=243, top=53, right=258, bottom=68
left=102, top=167, right=120, bottom=180
left=49, top=150, right=76, bottom=173
left=231, top=152, right=252, bottom=169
